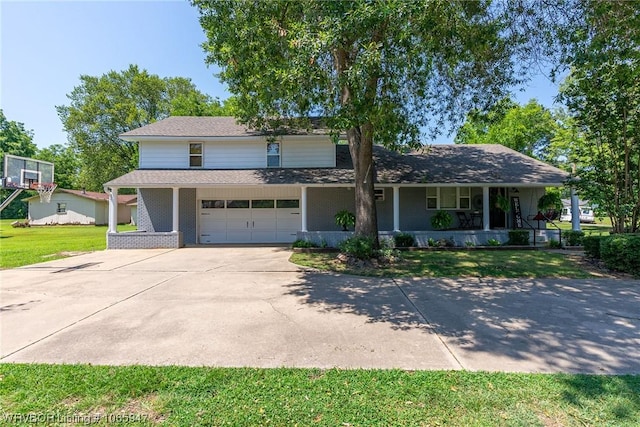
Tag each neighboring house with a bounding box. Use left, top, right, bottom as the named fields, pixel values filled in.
left=27, top=189, right=136, bottom=225
left=560, top=199, right=596, bottom=223
left=104, top=116, right=574, bottom=249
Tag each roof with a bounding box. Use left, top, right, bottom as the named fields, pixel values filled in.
left=105, top=144, right=569, bottom=188
left=120, top=116, right=333, bottom=139
left=26, top=188, right=136, bottom=204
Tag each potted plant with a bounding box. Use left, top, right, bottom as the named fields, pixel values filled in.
left=538, top=191, right=563, bottom=220
left=335, top=209, right=355, bottom=231
left=430, top=210, right=453, bottom=230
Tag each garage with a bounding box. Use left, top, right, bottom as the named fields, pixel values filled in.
left=199, top=198, right=301, bottom=243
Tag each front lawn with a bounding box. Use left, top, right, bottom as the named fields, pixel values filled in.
left=1, top=364, right=638, bottom=426
left=290, top=250, right=597, bottom=278
left=0, top=219, right=135, bottom=269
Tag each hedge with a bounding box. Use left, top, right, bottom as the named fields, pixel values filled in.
left=600, top=234, right=640, bottom=277
left=507, top=230, right=530, bottom=246
left=562, top=230, right=584, bottom=247
left=583, top=235, right=604, bottom=259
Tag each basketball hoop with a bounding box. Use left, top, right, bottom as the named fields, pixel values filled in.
left=31, top=183, right=57, bottom=203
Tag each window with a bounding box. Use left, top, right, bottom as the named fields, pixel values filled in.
left=374, top=188, right=385, bottom=201
left=426, top=187, right=474, bottom=210
left=189, top=143, right=203, bottom=167
left=276, top=199, right=299, bottom=208
left=267, top=142, right=280, bottom=167
left=201, top=200, right=225, bottom=209
left=56, top=202, right=67, bottom=214
left=226, top=200, right=250, bottom=208
left=252, top=199, right=275, bottom=209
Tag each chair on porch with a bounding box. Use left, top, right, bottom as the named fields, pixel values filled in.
left=456, top=211, right=472, bottom=229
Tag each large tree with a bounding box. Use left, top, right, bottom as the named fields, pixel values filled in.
left=558, top=0, right=640, bottom=233
left=36, top=144, right=80, bottom=190
left=57, top=64, right=232, bottom=191
left=192, top=0, right=564, bottom=244
left=455, top=98, right=559, bottom=162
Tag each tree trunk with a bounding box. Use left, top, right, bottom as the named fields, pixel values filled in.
left=347, top=124, right=379, bottom=246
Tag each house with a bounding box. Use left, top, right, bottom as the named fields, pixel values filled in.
left=27, top=188, right=136, bottom=226
left=560, top=199, right=596, bottom=223
left=104, top=116, right=577, bottom=249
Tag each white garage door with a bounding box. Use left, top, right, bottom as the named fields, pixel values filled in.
left=199, top=199, right=301, bottom=243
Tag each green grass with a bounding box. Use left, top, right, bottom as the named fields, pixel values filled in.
left=291, top=250, right=596, bottom=278
left=0, top=364, right=638, bottom=426
left=551, top=218, right=612, bottom=236
left=0, top=219, right=136, bottom=269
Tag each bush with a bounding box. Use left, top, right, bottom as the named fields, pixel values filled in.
left=583, top=235, right=604, bottom=259
left=292, top=239, right=318, bottom=248
left=507, top=230, right=529, bottom=246
left=338, top=236, right=377, bottom=260
left=563, top=230, right=584, bottom=247
left=334, top=210, right=355, bottom=231
left=548, top=239, right=562, bottom=249
left=430, top=210, right=453, bottom=230
left=394, top=232, right=415, bottom=248
left=486, top=238, right=502, bottom=247
left=600, top=234, right=640, bottom=276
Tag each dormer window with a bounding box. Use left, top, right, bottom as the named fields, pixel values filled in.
left=190, top=143, right=203, bottom=167
left=267, top=142, right=280, bottom=167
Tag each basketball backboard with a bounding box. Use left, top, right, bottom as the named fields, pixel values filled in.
left=2, top=154, right=55, bottom=190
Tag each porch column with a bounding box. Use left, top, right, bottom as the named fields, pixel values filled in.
left=172, top=187, right=179, bottom=233
left=393, top=186, right=400, bottom=232
left=301, top=186, right=308, bottom=232
left=108, top=187, right=118, bottom=233
left=570, top=187, right=581, bottom=231
left=482, top=186, right=490, bottom=231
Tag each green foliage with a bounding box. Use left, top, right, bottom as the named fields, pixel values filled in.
left=486, top=238, right=502, bottom=247
left=430, top=210, right=453, bottom=230
left=558, top=1, right=640, bottom=233
left=495, top=194, right=511, bottom=213
left=338, top=236, right=377, bottom=260
left=507, top=230, right=530, bottom=246
left=292, top=239, right=318, bottom=248
left=600, top=234, right=640, bottom=276
left=334, top=209, right=355, bottom=231
left=35, top=144, right=79, bottom=189
left=455, top=98, right=559, bottom=160
left=562, top=230, right=584, bottom=247
left=56, top=65, right=227, bottom=191
left=538, top=190, right=563, bottom=212
left=393, top=232, right=415, bottom=248
left=0, top=109, right=37, bottom=160
left=428, top=237, right=436, bottom=247
left=583, top=235, right=603, bottom=259
left=547, top=239, right=562, bottom=249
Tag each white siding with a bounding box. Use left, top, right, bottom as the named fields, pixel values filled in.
left=282, top=138, right=335, bottom=167
left=205, top=141, right=265, bottom=168
left=139, top=141, right=188, bottom=168
left=28, top=194, right=99, bottom=225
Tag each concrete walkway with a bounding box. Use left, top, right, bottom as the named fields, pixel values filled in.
left=1, top=248, right=639, bottom=373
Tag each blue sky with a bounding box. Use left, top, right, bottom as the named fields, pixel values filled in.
left=1, top=0, right=562, bottom=148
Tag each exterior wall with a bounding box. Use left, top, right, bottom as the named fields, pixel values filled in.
left=307, top=187, right=355, bottom=231
left=281, top=138, right=335, bottom=167
left=108, top=231, right=183, bottom=249
left=399, top=187, right=429, bottom=230
left=205, top=140, right=265, bottom=168
left=139, top=137, right=336, bottom=169
left=138, top=188, right=173, bottom=232
left=130, top=206, right=138, bottom=225
left=29, top=194, right=99, bottom=225
left=116, top=204, right=132, bottom=224
left=139, top=141, right=188, bottom=168
left=180, top=188, right=197, bottom=244
left=514, top=188, right=545, bottom=227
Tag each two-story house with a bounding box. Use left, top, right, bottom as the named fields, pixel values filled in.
left=104, top=116, right=574, bottom=248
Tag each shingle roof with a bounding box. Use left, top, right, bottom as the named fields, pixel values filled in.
left=105, top=144, right=569, bottom=187
left=120, top=116, right=332, bottom=138
left=25, top=189, right=137, bottom=204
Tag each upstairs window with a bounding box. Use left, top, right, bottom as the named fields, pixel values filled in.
left=189, top=143, right=203, bottom=167
left=267, top=142, right=280, bottom=167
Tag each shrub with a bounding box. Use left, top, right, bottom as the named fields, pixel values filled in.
left=334, top=210, right=355, bottom=231
left=394, top=232, right=415, bottom=248
left=600, top=234, right=640, bottom=276
left=486, top=238, right=501, bottom=247
left=507, top=230, right=529, bottom=246
left=292, top=239, right=318, bottom=248
left=338, top=236, right=377, bottom=260
left=547, top=239, right=562, bottom=249
left=583, top=235, right=603, bottom=259
left=563, top=230, right=584, bottom=247
left=430, top=210, right=453, bottom=230
left=427, top=237, right=436, bottom=247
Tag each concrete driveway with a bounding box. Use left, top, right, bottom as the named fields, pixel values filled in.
left=1, top=247, right=639, bottom=373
